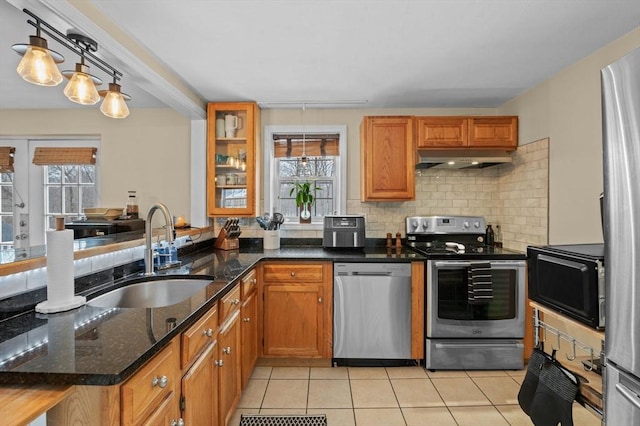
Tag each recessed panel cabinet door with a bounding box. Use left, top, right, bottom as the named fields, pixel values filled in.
left=416, top=116, right=468, bottom=148
left=263, top=284, right=324, bottom=357
left=181, top=341, right=216, bottom=426
left=468, top=116, right=518, bottom=149
left=361, top=116, right=415, bottom=201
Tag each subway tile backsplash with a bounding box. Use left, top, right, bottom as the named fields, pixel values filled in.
left=248, top=138, right=550, bottom=252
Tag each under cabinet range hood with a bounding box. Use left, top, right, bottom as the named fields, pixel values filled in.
left=416, top=149, right=513, bottom=169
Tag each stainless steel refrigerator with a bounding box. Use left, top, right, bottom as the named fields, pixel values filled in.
left=602, top=47, right=640, bottom=425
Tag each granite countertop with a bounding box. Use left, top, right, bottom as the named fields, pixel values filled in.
left=0, top=243, right=419, bottom=386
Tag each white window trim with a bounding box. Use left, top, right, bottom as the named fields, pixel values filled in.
left=263, top=125, right=347, bottom=230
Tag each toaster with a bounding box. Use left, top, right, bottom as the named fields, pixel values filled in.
left=322, top=215, right=366, bottom=249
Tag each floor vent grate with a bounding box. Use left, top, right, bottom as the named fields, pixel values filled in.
left=239, top=414, right=328, bottom=426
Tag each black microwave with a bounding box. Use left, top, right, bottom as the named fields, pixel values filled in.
left=527, top=244, right=605, bottom=329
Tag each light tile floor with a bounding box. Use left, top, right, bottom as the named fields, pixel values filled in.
left=230, top=366, right=601, bottom=426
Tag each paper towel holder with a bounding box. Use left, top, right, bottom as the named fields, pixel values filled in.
left=35, top=217, right=86, bottom=314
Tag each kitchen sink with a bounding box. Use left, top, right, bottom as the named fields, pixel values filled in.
left=87, top=277, right=213, bottom=309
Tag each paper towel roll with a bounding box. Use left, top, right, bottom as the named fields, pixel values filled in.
left=35, top=227, right=85, bottom=313
left=46, top=228, right=75, bottom=304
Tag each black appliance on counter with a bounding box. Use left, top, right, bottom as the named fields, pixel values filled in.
left=406, top=215, right=527, bottom=370
left=65, top=218, right=145, bottom=239
left=527, top=243, right=605, bottom=330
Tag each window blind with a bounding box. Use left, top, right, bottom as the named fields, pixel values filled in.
left=0, top=147, right=15, bottom=173
left=273, top=133, right=339, bottom=158
left=32, top=147, right=97, bottom=165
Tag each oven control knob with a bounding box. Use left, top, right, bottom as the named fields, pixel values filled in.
left=463, top=221, right=470, bottom=228
left=474, top=221, right=481, bottom=228
left=422, top=221, right=429, bottom=230
left=412, top=220, right=419, bottom=230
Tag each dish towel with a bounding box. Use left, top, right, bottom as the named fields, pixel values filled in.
left=468, top=262, right=493, bottom=304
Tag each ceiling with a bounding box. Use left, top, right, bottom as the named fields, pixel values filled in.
left=1, top=0, right=639, bottom=118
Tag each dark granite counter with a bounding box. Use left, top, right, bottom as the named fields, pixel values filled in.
left=0, top=242, right=419, bottom=386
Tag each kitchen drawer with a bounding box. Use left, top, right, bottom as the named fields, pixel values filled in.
left=181, top=303, right=218, bottom=370
left=241, top=269, right=257, bottom=298
left=121, top=338, right=180, bottom=425
left=220, top=283, right=241, bottom=322
left=263, top=263, right=324, bottom=283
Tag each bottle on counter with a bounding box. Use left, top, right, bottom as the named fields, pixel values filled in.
left=485, top=224, right=495, bottom=246
left=170, top=242, right=178, bottom=263
left=494, top=224, right=503, bottom=248
left=126, top=191, right=139, bottom=219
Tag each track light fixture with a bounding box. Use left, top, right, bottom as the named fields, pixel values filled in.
left=11, top=8, right=131, bottom=118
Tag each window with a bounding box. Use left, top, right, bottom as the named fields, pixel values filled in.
left=42, top=165, right=97, bottom=230
left=0, top=138, right=100, bottom=248
left=264, top=125, right=347, bottom=227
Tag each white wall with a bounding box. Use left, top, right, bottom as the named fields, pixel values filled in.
left=0, top=108, right=192, bottom=227
left=499, top=28, right=640, bottom=244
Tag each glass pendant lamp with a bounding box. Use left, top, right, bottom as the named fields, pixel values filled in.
left=63, top=60, right=101, bottom=105
left=99, top=81, right=130, bottom=119
left=12, top=34, right=64, bottom=86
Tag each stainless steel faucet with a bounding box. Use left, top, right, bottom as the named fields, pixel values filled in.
left=144, top=203, right=174, bottom=275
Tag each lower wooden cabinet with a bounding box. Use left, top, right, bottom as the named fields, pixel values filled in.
left=261, top=262, right=332, bottom=358
left=218, top=309, right=241, bottom=426
left=121, top=338, right=181, bottom=426
left=181, top=340, right=218, bottom=426
left=241, top=289, right=258, bottom=388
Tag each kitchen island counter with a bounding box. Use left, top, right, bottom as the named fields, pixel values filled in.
left=0, top=242, right=419, bottom=386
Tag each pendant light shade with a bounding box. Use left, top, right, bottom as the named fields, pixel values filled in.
left=99, top=82, right=130, bottom=119
left=13, top=35, right=64, bottom=86
left=63, top=63, right=101, bottom=105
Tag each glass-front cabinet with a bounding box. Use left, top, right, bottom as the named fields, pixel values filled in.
left=207, top=102, right=258, bottom=216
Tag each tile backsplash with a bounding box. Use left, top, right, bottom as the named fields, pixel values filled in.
left=247, top=138, right=550, bottom=252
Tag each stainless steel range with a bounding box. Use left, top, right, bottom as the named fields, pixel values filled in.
left=406, top=215, right=527, bottom=370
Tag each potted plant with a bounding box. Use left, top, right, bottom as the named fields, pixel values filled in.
left=289, top=181, right=319, bottom=223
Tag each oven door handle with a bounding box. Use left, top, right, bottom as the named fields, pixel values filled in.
left=435, top=341, right=523, bottom=349
left=433, top=261, right=525, bottom=268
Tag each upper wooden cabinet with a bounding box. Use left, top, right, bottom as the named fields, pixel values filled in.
left=416, top=116, right=468, bottom=148
left=206, top=102, right=259, bottom=216
left=468, top=116, right=518, bottom=149
left=417, top=116, right=518, bottom=150
left=360, top=116, right=415, bottom=201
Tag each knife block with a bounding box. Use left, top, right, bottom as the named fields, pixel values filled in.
left=215, top=228, right=240, bottom=250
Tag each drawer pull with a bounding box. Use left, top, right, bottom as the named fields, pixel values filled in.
left=202, top=328, right=213, bottom=337
left=223, top=346, right=232, bottom=354
left=290, top=271, right=296, bottom=277
left=243, top=317, right=251, bottom=322
left=152, top=375, right=168, bottom=388
left=252, top=278, right=257, bottom=284
left=171, top=419, right=185, bottom=426
left=233, top=298, right=240, bottom=305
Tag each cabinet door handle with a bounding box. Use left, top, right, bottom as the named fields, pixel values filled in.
left=202, top=328, right=213, bottom=337
left=318, top=297, right=322, bottom=303
left=171, top=419, right=185, bottom=426
left=223, top=346, right=232, bottom=354
left=152, top=375, right=168, bottom=388
left=216, top=359, right=224, bottom=367
left=243, top=317, right=251, bottom=322
left=252, top=278, right=257, bottom=284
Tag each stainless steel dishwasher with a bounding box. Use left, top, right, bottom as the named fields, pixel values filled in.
left=333, top=262, right=412, bottom=366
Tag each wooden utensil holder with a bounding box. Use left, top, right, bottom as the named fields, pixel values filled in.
left=215, top=228, right=240, bottom=250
